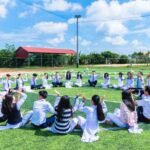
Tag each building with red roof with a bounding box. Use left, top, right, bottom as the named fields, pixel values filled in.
left=16, top=46, right=76, bottom=59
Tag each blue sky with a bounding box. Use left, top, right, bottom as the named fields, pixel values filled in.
left=0, top=0, right=150, bottom=54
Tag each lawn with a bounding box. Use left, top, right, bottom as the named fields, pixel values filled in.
left=0, top=65, right=150, bottom=150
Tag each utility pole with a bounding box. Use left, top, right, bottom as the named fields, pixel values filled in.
left=75, top=15, right=81, bottom=68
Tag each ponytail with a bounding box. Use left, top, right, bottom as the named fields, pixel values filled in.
left=92, top=95, right=105, bottom=121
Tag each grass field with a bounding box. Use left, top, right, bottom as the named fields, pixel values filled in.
left=0, top=65, right=150, bottom=150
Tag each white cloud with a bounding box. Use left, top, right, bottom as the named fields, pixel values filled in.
left=46, top=34, right=64, bottom=46
left=83, top=0, right=150, bottom=39
left=131, top=40, right=142, bottom=47
left=105, top=36, right=128, bottom=45
left=43, top=0, right=82, bottom=11
left=0, top=0, right=16, bottom=18
left=18, top=5, right=38, bottom=18
left=132, top=27, right=150, bottom=37
left=33, top=21, right=68, bottom=35
left=70, top=36, right=91, bottom=47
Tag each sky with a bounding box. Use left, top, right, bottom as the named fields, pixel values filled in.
left=0, top=0, right=150, bottom=54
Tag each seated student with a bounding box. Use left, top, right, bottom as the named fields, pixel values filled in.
left=14, top=73, right=28, bottom=92
left=0, top=74, right=14, bottom=91
left=75, top=72, right=83, bottom=87
left=88, top=71, right=98, bottom=87
left=122, top=72, right=134, bottom=90
left=101, top=73, right=110, bottom=88
left=0, top=90, right=33, bottom=130
left=135, top=72, right=144, bottom=89
left=146, top=74, right=150, bottom=87
left=31, top=90, right=55, bottom=128
left=0, top=92, right=7, bottom=123
left=30, top=73, right=44, bottom=90
left=65, top=71, right=73, bottom=88
left=52, top=72, right=63, bottom=87
left=77, top=95, right=107, bottom=143
left=42, top=73, right=52, bottom=89
left=136, top=86, right=150, bottom=123
left=113, top=72, right=124, bottom=89
left=50, top=94, right=78, bottom=134
left=106, top=90, right=142, bottom=133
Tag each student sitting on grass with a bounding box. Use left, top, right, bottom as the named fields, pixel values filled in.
left=101, top=73, right=110, bottom=88
left=77, top=95, right=107, bottom=142
left=0, top=74, right=14, bottom=91
left=75, top=71, right=83, bottom=87
left=42, top=73, right=52, bottom=89
left=136, top=86, right=150, bottom=123
left=122, top=72, right=134, bottom=90
left=30, top=73, right=44, bottom=90
left=112, top=72, right=124, bottom=89
left=106, top=90, right=143, bottom=133
left=0, top=92, right=7, bottom=123
left=31, top=90, right=55, bottom=128
left=0, top=90, right=33, bottom=130
left=65, top=71, right=73, bottom=88
left=52, top=72, right=63, bottom=87
left=14, top=73, right=28, bottom=92
left=50, top=92, right=79, bottom=134
left=88, top=71, right=98, bottom=87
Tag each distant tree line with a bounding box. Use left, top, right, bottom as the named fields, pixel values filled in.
left=0, top=44, right=149, bottom=67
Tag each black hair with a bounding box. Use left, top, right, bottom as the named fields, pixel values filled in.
left=104, top=73, right=109, bottom=78
left=92, top=95, right=105, bottom=121
left=122, top=91, right=135, bottom=112
left=6, top=74, right=11, bottom=77
left=33, top=73, right=37, bottom=77
left=39, top=90, right=48, bottom=99
left=55, top=95, right=72, bottom=121
left=44, top=73, right=49, bottom=79
left=145, top=86, right=150, bottom=95
left=127, top=72, right=133, bottom=79
left=139, top=71, right=143, bottom=76
left=2, top=94, right=13, bottom=115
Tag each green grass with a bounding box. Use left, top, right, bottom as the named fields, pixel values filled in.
left=0, top=66, right=150, bottom=150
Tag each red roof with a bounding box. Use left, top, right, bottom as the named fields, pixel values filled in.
left=16, top=46, right=76, bottom=58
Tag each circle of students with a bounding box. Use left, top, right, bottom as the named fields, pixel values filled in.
left=0, top=71, right=150, bottom=143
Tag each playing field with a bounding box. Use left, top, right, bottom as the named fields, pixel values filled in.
left=0, top=65, right=150, bottom=150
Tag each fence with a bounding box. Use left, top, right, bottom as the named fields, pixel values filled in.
left=0, top=56, right=149, bottom=67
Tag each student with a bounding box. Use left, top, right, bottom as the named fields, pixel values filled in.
left=14, top=73, right=27, bottom=91
left=136, top=86, right=150, bottom=123
left=0, top=74, right=14, bottom=91
left=101, top=73, right=110, bottom=88
left=75, top=72, right=83, bottom=87
left=88, top=71, right=98, bottom=87
left=50, top=94, right=78, bottom=134
left=146, top=74, right=150, bottom=86
left=113, top=72, right=124, bottom=89
left=77, top=95, right=107, bottom=142
left=31, top=90, right=55, bottom=128
left=135, top=72, right=144, bottom=89
left=106, top=91, right=142, bottom=133
left=42, top=73, right=52, bottom=89
left=65, top=71, right=73, bottom=88
left=0, top=92, right=7, bottom=123
left=30, top=73, right=44, bottom=90
left=122, top=72, right=134, bottom=90
left=52, top=72, right=63, bottom=87
left=0, top=90, right=32, bottom=130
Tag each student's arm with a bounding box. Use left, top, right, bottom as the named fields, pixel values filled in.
left=16, top=92, right=27, bottom=110
left=53, top=96, right=61, bottom=108
left=101, top=101, right=108, bottom=113
left=72, top=96, right=80, bottom=112
left=46, top=102, right=55, bottom=114
left=136, top=100, right=145, bottom=107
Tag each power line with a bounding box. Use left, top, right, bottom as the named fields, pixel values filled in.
left=18, top=0, right=69, bottom=21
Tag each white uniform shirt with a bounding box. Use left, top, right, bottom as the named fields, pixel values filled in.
left=147, top=79, right=150, bottom=86
left=117, top=77, right=124, bottom=87
left=89, top=74, right=97, bottom=82
left=31, top=99, right=54, bottom=126
left=125, top=78, right=134, bottom=88
left=1, top=80, right=14, bottom=91
left=137, top=96, right=150, bottom=119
